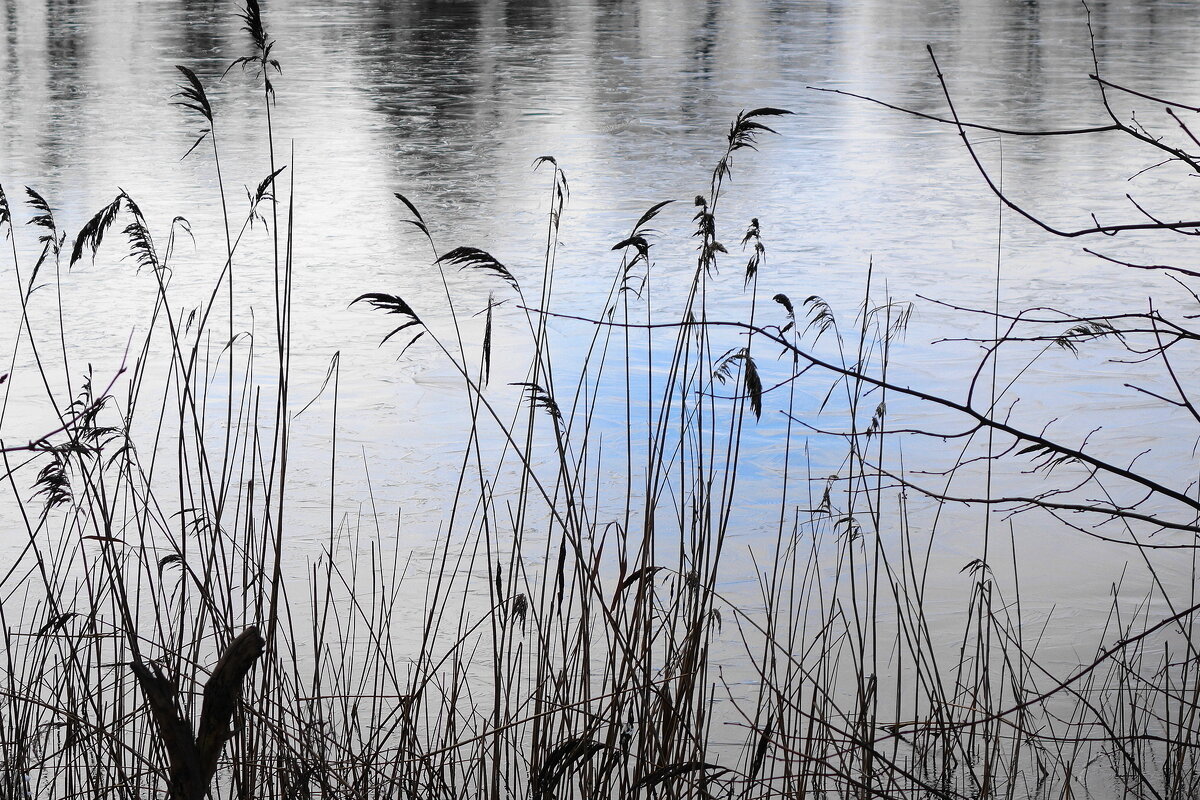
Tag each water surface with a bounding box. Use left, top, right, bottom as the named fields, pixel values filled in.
left=2, top=0, right=1198, bottom=656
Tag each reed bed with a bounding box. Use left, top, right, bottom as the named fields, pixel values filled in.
left=1, top=4, right=1198, bottom=799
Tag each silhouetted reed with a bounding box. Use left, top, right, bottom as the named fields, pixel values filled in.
left=0, top=4, right=1197, bottom=800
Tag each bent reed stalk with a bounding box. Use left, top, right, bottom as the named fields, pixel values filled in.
left=1, top=5, right=1199, bottom=800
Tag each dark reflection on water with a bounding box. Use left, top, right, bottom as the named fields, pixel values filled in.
left=2, top=0, right=1199, bottom=374
left=174, top=1, right=227, bottom=61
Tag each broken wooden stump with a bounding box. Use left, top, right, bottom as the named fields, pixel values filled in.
left=132, top=626, right=265, bottom=800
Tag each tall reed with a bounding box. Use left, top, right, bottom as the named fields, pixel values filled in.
left=0, top=5, right=1197, bottom=800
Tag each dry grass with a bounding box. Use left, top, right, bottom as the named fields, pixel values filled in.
left=1, top=4, right=1198, bottom=800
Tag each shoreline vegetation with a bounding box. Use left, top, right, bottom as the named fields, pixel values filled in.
left=3, top=3, right=1200, bottom=799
